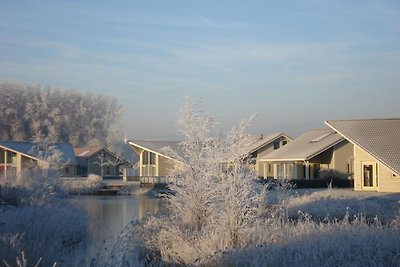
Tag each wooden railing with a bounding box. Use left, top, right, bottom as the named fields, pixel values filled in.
left=139, top=176, right=175, bottom=188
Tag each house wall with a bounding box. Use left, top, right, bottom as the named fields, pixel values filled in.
left=256, top=136, right=291, bottom=178
left=353, top=146, right=400, bottom=192
left=158, top=156, right=175, bottom=176
left=332, top=140, right=353, bottom=178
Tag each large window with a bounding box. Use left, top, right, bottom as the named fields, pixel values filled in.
left=141, top=150, right=157, bottom=176
left=142, top=151, right=156, bottom=165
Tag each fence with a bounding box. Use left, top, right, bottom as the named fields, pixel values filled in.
left=139, top=176, right=175, bottom=188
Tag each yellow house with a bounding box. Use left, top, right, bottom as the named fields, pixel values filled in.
left=326, top=118, right=400, bottom=193
left=259, top=128, right=354, bottom=180
left=0, top=140, right=77, bottom=179
left=128, top=140, right=181, bottom=177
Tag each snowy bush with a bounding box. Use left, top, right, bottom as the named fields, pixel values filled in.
left=134, top=97, right=269, bottom=265
left=319, top=167, right=347, bottom=180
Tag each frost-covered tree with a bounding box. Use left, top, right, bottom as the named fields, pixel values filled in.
left=0, top=82, right=122, bottom=147
left=137, top=97, right=268, bottom=265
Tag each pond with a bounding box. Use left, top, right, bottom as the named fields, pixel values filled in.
left=70, top=194, right=166, bottom=264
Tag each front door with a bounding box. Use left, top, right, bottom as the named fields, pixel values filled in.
left=362, top=162, right=377, bottom=189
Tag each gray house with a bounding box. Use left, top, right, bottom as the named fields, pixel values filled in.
left=74, top=146, right=131, bottom=178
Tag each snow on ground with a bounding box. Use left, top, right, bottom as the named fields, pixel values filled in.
left=270, top=188, right=400, bottom=223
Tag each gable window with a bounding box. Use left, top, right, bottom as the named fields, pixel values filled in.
left=282, top=140, right=287, bottom=146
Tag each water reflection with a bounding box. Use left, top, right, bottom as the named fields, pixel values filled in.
left=70, top=194, right=165, bottom=261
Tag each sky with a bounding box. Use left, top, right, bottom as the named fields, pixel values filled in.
left=1, top=0, right=399, bottom=140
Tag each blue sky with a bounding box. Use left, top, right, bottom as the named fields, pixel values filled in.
left=1, top=0, right=399, bottom=139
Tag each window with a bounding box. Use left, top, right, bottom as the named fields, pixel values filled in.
left=273, top=141, right=280, bottom=150
left=106, top=166, right=111, bottom=175
left=282, top=140, right=287, bottom=146
left=6, top=151, right=16, bottom=164
left=268, top=164, right=272, bottom=173
left=142, top=151, right=156, bottom=165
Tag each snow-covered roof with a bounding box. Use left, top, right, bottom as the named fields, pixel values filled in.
left=259, top=128, right=345, bottom=161
left=0, top=140, right=77, bottom=164
left=128, top=140, right=184, bottom=162
left=326, top=118, right=400, bottom=176
left=74, top=146, right=103, bottom=157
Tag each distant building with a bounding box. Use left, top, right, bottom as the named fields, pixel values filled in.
left=0, top=140, right=77, bottom=178
left=326, top=118, right=400, bottom=192
left=74, top=146, right=131, bottom=178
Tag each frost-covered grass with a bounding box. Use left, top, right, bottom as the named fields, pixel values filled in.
left=59, top=174, right=104, bottom=195
left=280, top=188, right=400, bottom=223
left=207, top=213, right=400, bottom=267
left=0, top=203, right=88, bottom=266
left=0, top=174, right=89, bottom=266
left=130, top=189, right=400, bottom=266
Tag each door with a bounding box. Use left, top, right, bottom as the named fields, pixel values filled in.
left=362, top=162, right=377, bottom=189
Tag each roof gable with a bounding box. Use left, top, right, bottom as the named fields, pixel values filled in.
left=128, top=140, right=183, bottom=162
left=74, top=146, right=131, bottom=165
left=326, top=118, right=400, bottom=176
left=246, top=132, right=291, bottom=155
left=259, top=128, right=344, bottom=161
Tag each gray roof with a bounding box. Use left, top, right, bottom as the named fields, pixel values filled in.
left=259, top=128, right=344, bottom=161
left=0, top=140, right=77, bottom=164
left=128, top=140, right=183, bottom=161
left=326, top=118, right=400, bottom=176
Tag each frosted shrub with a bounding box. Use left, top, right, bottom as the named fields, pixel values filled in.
left=136, top=97, right=268, bottom=265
